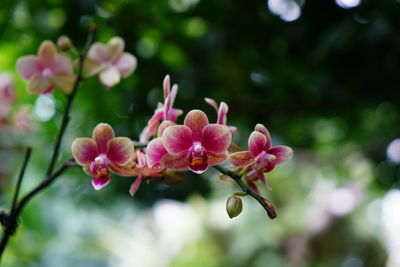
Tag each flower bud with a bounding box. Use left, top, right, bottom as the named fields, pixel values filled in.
left=226, top=195, right=243, bottom=219
left=57, top=36, right=72, bottom=51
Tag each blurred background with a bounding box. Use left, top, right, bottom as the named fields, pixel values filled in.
left=1, top=0, right=400, bottom=266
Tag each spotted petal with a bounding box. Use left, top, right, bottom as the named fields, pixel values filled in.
left=207, top=152, right=228, bottom=166
left=71, top=138, right=98, bottom=165
left=107, top=137, right=133, bottom=165
left=162, top=125, right=193, bottom=155
left=184, top=110, right=209, bottom=141
left=268, top=145, right=293, bottom=165
left=229, top=151, right=255, bottom=167
left=92, top=123, right=115, bottom=154
left=249, top=131, right=267, bottom=157
left=202, top=124, right=231, bottom=154
left=161, top=153, right=190, bottom=170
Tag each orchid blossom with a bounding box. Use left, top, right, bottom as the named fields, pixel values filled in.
left=229, top=124, right=292, bottom=191
left=71, top=123, right=134, bottom=190
left=144, top=75, right=183, bottom=139
left=146, top=110, right=232, bottom=174
left=16, top=41, right=75, bottom=95
left=84, top=37, right=137, bottom=88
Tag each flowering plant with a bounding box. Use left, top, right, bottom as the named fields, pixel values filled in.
left=0, top=27, right=292, bottom=259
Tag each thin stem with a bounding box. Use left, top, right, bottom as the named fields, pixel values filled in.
left=213, top=165, right=277, bottom=219
left=10, top=148, right=32, bottom=212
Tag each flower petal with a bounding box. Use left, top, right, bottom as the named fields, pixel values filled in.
left=162, top=125, right=193, bottom=155
left=268, top=145, right=293, bottom=165
left=38, top=41, right=56, bottom=66
left=109, top=160, right=138, bottom=176
left=147, top=108, right=164, bottom=136
left=204, top=97, right=219, bottom=112
left=255, top=124, right=271, bottom=149
left=184, top=110, right=209, bottom=141
left=207, top=151, right=228, bottom=166
left=146, top=137, right=168, bottom=167
left=99, top=66, right=121, bottom=88
left=129, top=175, right=142, bottom=196
left=248, top=131, right=267, bottom=157
left=115, top=53, right=137, bottom=77
left=92, top=175, right=111, bottom=190
left=83, top=58, right=105, bottom=76
left=16, top=56, right=40, bottom=80
left=53, top=55, right=73, bottom=73
left=161, top=153, right=190, bottom=170
left=92, top=123, right=115, bottom=154
left=217, top=102, right=228, bottom=125
left=228, top=151, right=255, bottom=167
left=157, top=120, right=175, bottom=137
left=202, top=124, right=231, bottom=154
left=107, top=137, right=133, bottom=165
left=88, top=43, right=107, bottom=62
left=52, top=73, right=76, bottom=92
left=28, top=74, right=52, bottom=95
left=106, top=37, right=125, bottom=62
left=163, top=74, right=170, bottom=99
left=71, top=138, right=98, bottom=165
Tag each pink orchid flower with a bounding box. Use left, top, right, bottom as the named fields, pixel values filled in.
left=229, top=124, right=292, bottom=191
left=146, top=75, right=183, bottom=138
left=71, top=123, right=134, bottom=190
left=16, top=40, right=75, bottom=95
left=146, top=110, right=232, bottom=174
left=84, top=37, right=137, bottom=88
left=204, top=97, right=237, bottom=133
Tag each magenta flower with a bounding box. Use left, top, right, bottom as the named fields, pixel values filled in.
left=84, top=37, right=137, bottom=88
left=146, top=110, right=232, bottom=174
left=229, top=124, right=292, bottom=190
left=16, top=41, right=75, bottom=95
left=71, top=123, right=134, bottom=190
left=146, top=75, right=183, bottom=138
left=204, top=97, right=237, bottom=133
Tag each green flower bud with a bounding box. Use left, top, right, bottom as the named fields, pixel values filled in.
left=226, top=195, right=243, bottom=219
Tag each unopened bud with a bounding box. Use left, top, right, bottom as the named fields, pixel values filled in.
left=226, top=195, right=243, bottom=219
left=57, top=36, right=72, bottom=51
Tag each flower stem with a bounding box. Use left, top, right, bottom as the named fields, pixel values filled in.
left=0, top=26, right=95, bottom=260
left=212, top=165, right=277, bottom=219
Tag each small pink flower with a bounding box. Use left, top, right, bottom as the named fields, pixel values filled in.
left=205, top=97, right=237, bottom=133
left=16, top=41, right=75, bottom=95
left=84, top=37, right=137, bottom=88
left=146, top=75, right=183, bottom=138
left=229, top=124, right=292, bottom=190
left=71, top=123, right=134, bottom=190
left=146, top=110, right=232, bottom=174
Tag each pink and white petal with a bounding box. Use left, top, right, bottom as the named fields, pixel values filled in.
left=161, top=153, right=190, bottom=170
left=38, top=41, right=56, bottom=66
left=148, top=108, right=164, bottom=136
left=83, top=58, right=105, bottom=76
left=166, top=108, right=183, bottom=122
left=106, top=37, right=125, bottom=62
left=228, top=151, right=256, bottom=167
left=92, top=123, right=115, bottom=154
left=53, top=55, right=73, bottom=73
left=28, top=75, right=52, bottom=95
left=139, top=126, right=152, bottom=142
left=257, top=171, right=272, bottom=190
left=92, top=175, right=111, bottom=190
left=16, top=56, right=40, bottom=80
left=99, top=66, right=121, bottom=88
left=71, top=138, right=98, bottom=165
left=129, top=175, right=143, bottom=196
left=107, top=137, right=134, bottom=165
left=162, top=125, right=193, bottom=155
left=109, top=160, right=139, bottom=176
left=268, top=145, right=293, bottom=165
left=207, top=151, right=228, bottom=166
left=202, top=124, right=231, bottom=154
left=248, top=131, right=267, bottom=157
left=163, top=74, right=171, bottom=99
left=217, top=102, right=228, bottom=125
left=255, top=124, right=272, bottom=149
left=87, top=42, right=107, bottom=62
left=169, top=84, right=178, bottom=108
left=204, top=97, right=219, bottom=112
left=51, top=73, right=76, bottom=92
left=157, top=120, right=175, bottom=137
left=184, top=110, right=209, bottom=141
left=115, top=53, right=137, bottom=77
left=146, top=137, right=168, bottom=167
